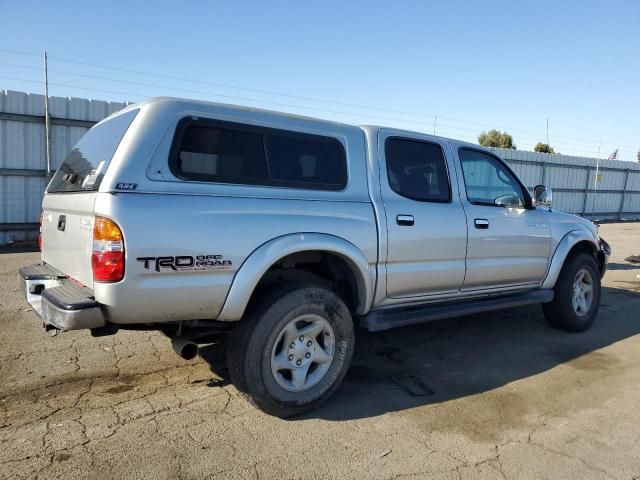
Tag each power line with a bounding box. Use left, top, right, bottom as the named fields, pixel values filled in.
left=1, top=73, right=634, bottom=159
left=0, top=62, right=586, bottom=145
left=0, top=48, right=446, bottom=121
left=1, top=47, right=634, bottom=151
left=0, top=53, right=636, bottom=159
left=0, top=62, right=439, bottom=126
left=0, top=73, right=471, bottom=132
left=3, top=59, right=636, bottom=155
left=0, top=75, right=147, bottom=99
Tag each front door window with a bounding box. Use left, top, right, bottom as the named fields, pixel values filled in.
left=458, top=149, right=525, bottom=208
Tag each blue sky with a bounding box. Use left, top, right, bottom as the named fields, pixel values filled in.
left=1, top=0, right=638, bottom=160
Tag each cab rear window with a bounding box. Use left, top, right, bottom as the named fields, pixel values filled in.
left=170, top=118, right=348, bottom=191
left=47, top=109, right=139, bottom=193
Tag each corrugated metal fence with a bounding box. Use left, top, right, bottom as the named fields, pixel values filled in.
left=0, top=90, right=129, bottom=245
left=494, top=148, right=640, bottom=220
left=1, top=89, right=639, bottom=246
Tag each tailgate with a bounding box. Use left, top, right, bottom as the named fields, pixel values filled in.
left=41, top=193, right=96, bottom=288
left=39, top=107, right=139, bottom=288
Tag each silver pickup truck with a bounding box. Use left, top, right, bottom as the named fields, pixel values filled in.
left=20, top=97, right=610, bottom=417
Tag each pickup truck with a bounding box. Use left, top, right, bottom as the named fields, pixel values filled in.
left=19, top=97, right=610, bottom=417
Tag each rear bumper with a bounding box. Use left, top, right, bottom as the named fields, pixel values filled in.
left=18, top=263, right=106, bottom=332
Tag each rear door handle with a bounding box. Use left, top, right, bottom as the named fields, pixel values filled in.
left=396, top=214, right=414, bottom=226
left=57, top=215, right=66, bottom=232
left=474, top=218, right=489, bottom=229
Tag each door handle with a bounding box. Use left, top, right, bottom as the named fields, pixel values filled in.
left=474, top=218, right=489, bottom=229
left=396, top=214, right=414, bottom=226
left=57, top=215, right=66, bottom=232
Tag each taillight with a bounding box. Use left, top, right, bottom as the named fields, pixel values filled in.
left=92, top=217, right=124, bottom=282
left=38, top=212, right=44, bottom=251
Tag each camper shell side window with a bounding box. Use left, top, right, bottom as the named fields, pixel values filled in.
left=169, top=117, right=348, bottom=191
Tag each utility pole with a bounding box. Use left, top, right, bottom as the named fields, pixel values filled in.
left=546, top=118, right=549, bottom=145
left=43, top=50, right=52, bottom=182
left=596, top=140, right=602, bottom=189
left=592, top=139, right=602, bottom=216
left=433, top=115, right=437, bottom=136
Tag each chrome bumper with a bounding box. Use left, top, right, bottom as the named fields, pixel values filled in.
left=599, top=237, right=611, bottom=278
left=599, top=237, right=611, bottom=256
left=18, top=264, right=106, bottom=332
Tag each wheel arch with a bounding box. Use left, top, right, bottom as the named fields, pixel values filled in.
left=218, top=233, right=375, bottom=321
left=541, top=230, right=601, bottom=289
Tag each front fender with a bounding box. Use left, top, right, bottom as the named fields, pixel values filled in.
left=217, top=233, right=375, bottom=321
left=541, top=229, right=600, bottom=289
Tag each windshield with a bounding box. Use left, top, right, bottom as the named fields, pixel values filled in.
left=47, top=108, right=139, bottom=193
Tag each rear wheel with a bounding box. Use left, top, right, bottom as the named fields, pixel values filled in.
left=543, top=252, right=601, bottom=332
left=227, top=283, right=354, bottom=417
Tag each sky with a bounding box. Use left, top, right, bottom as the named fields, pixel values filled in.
left=1, top=0, right=638, bottom=161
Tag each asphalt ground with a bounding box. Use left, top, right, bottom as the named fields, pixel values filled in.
left=1, top=222, right=639, bottom=479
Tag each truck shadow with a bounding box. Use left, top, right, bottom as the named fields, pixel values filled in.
left=199, top=286, right=640, bottom=421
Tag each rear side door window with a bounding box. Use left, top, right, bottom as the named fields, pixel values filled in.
left=385, top=137, right=451, bottom=202
left=170, top=118, right=347, bottom=190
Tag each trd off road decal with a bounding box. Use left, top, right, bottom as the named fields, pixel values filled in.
left=137, top=255, right=232, bottom=272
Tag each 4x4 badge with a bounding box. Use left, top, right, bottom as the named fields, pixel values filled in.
left=115, top=183, right=137, bottom=190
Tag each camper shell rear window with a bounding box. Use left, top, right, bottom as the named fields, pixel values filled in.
left=47, top=108, right=139, bottom=193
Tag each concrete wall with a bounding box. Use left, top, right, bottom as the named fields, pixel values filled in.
left=1, top=88, right=639, bottom=245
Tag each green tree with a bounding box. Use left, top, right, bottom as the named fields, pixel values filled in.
left=637, top=150, right=640, bottom=162
left=534, top=142, right=555, bottom=154
left=477, top=129, right=516, bottom=149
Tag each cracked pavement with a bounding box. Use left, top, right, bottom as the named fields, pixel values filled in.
left=1, top=222, right=640, bottom=479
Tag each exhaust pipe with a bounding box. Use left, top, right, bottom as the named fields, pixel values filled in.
left=171, top=337, right=199, bottom=360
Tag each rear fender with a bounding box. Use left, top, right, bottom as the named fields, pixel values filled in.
left=218, top=233, right=375, bottom=321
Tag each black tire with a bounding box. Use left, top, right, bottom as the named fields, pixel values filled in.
left=543, top=252, right=601, bottom=332
left=227, top=282, right=354, bottom=417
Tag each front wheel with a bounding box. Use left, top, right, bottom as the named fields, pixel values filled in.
left=227, top=283, right=354, bottom=417
left=543, top=252, right=601, bottom=332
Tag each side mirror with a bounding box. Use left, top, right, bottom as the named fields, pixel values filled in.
left=533, top=184, right=552, bottom=209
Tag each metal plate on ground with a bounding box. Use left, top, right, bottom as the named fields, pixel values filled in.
left=391, top=375, right=435, bottom=397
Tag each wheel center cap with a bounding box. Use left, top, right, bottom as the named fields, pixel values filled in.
left=288, top=336, right=314, bottom=367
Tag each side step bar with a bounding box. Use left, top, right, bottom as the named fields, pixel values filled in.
left=359, top=289, right=554, bottom=332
